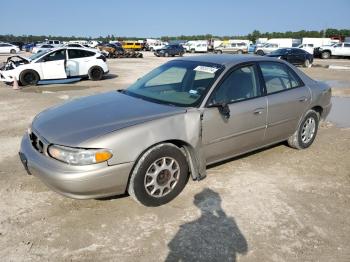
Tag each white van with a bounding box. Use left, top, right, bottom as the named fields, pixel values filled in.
left=255, top=38, right=293, bottom=55
left=184, top=40, right=208, bottom=53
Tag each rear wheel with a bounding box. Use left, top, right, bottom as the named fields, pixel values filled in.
left=287, top=110, right=319, bottom=149
left=256, top=50, right=264, bottom=56
left=10, top=49, right=16, bottom=54
left=237, top=50, right=243, bottom=54
left=88, top=66, right=104, bottom=81
left=19, top=70, right=40, bottom=86
left=216, top=50, right=222, bottom=54
left=191, top=49, right=195, bottom=53
left=128, top=144, right=189, bottom=206
left=164, top=52, right=169, bottom=57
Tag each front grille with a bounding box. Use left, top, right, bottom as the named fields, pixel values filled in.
left=29, top=131, right=44, bottom=154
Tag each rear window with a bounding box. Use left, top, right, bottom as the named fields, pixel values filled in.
left=259, top=62, right=302, bottom=94
left=68, top=49, right=95, bottom=59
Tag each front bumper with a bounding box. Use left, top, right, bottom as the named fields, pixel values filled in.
left=0, top=70, right=14, bottom=82
left=19, top=133, right=134, bottom=199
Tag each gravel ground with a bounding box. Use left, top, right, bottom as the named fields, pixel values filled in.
left=0, top=52, right=349, bottom=262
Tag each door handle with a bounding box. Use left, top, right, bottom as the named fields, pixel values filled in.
left=298, top=97, right=308, bottom=102
left=253, top=108, right=264, bottom=115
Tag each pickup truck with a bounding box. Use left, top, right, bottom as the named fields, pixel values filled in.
left=318, top=42, right=350, bottom=59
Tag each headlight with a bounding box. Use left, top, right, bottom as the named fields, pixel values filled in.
left=48, top=145, right=112, bottom=165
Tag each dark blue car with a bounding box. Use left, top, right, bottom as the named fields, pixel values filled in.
left=154, top=44, right=185, bottom=57
left=266, top=48, right=313, bottom=68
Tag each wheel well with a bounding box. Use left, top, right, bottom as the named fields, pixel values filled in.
left=125, top=140, right=199, bottom=193
left=311, top=106, right=323, bottom=118
left=19, top=69, right=40, bottom=84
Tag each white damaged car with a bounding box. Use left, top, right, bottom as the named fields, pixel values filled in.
left=0, top=47, right=109, bottom=86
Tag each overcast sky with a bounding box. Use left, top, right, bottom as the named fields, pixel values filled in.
left=1, top=0, right=349, bottom=37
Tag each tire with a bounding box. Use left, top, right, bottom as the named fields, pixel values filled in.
left=303, top=59, right=311, bottom=68
left=216, top=50, right=222, bottom=54
left=179, top=52, right=184, bottom=57
left=164, top=52, right=169, bottom=57
left=287, top=110, right=319, bottom=150
left=190, top=49, right=195, bottom=53
left=256, top=50, right=264, bottom=56
left=321, top=51, right=331, bottom=59
left=237, top=50, right=243, bottom=54
left=88, top=66, right=104, bottom=81
left=19, top=70, right=40, bottom=86
left=128, top=143, right=189, bottom=206
left=10, top=49, right=16, bottom=54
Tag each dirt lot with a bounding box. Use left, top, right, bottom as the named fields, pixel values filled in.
left=0, top=52, right=349, bottom=262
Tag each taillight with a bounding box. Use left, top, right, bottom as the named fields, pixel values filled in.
left=97, top=55, right=106, bottom=62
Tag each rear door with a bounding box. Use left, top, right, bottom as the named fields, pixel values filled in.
left=258, top=61, right=310, bottom=144
left=202, top=64, right=267, bottom=164
left=38, top=49, right=67, bottom=79
left=66, top=49, right=96, bottom=76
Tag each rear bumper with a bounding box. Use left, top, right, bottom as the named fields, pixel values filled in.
left=322, top=102, right=332, bottom=120
left=19, top=133, right=133, bottom=199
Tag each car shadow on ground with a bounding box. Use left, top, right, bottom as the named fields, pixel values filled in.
left=103, top=73, right=118, bottom=80
left=207, top=142, right=285, bottom=170
left=165, top=188, right=248, bottom=262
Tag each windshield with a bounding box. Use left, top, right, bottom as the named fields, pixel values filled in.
left=124, top=60, right=224, bottom=107
left=27, top=50, right=50, bottom=61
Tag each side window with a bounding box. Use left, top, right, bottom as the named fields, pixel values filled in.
left=211, top=65, right=261, bottom=104
left=68, top=49, right=95, bottom=59
left=344, top=43, right=350, bottom=48
left=43, top=50, right=66, bottom=61
left=260, top=62, right=301, bottom=94
left=145, top=67, right=186, bottom=87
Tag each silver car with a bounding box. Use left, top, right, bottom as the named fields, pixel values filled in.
left=19, top=55, right=332, bottom=206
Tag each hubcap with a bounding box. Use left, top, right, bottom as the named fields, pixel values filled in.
left=301, top=117, right=316, bottom=144
left=144, top=157, right=180, bottom=198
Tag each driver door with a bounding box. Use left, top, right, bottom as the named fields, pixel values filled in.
left=201, top=64, right=267, bottom=164
left=39, top=49, right=67, bottom=79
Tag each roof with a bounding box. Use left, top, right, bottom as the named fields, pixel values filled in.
left=177, top=54, right=278, bottom=66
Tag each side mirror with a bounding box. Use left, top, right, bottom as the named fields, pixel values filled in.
left=208, top=102, right=230, bottom=119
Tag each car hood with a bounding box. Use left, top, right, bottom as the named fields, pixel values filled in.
left=32, top=91, right=186, bottom=146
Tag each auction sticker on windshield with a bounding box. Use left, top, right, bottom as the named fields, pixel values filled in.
left=193, top=66, right=219, bottom=74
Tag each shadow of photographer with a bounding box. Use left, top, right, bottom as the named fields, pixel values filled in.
left=166, top=188, right=248, bottom=262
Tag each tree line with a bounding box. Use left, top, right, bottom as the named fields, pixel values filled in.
left=1, top=28, right=349, bottom=44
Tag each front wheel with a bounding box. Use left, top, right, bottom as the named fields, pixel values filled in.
left=10, top=49, right=16, bottom=54
left=303, top=59, right=311, bottom=68
left=164, top=52, right=169, bottom=57
left=237, top=50, right=243, bottom=54
left=128, top=144, right=189, bottom=206
left=256, top=50, right=264, bottom=56
left=19, top=70, right=40, bottom=86
left=287, top=110, right=319, bottom=149
left=321, top=51, right=331, bottom=59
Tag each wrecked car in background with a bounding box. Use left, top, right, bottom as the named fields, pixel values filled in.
left=0, top=47, right=109, bottom=86
left=19, top=55, right=331, bottom=206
